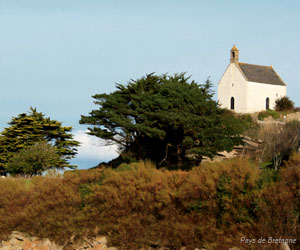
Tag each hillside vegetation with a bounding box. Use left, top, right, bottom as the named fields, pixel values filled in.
left=1, top=155, right=300, bottom=249
left=1, top=74, right=300, bottom=250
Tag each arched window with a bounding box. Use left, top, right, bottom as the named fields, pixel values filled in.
left=230, top=97, right=235, bottom=110
left=232, top=51, right=235, bottom=59
left=266, top=97, right=270, bottom=110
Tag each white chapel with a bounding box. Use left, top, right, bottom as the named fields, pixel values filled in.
left=218, top=45, right=287, bottom=113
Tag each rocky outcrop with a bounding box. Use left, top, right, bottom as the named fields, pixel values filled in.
left=0, top=232, right=207, bottom=250
left=285, top=111, right=300, bottom=122
left=0, top=231, right=117, bottom=250
left=1, top=232, right=291, bottom=250
left=235, top=136, right=263, bottom=156
left=202, top=135, right=263, bottom=163
left=0, top=231, right=61, bottom=250
left=279, top=243, right=291, bottom=250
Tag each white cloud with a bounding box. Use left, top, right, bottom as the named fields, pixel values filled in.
left=72, top=130, right=119, bottom=162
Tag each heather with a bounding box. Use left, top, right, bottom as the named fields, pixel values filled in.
left=1, top=156, right=300, bottom=249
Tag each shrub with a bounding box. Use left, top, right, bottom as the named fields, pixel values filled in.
left=2, top=159, right=300, bottom=249
left=294, top=107, right=300, bottom=112
left=82, top=159, right=261, bottom=249
left=236, top=113, right=253, bottom=130
left=275, top=96, right=294, bottom=111
left=242, top=121, right=260, bottom=139
left=258, top=109, right=280, bottom=121
left=284, top=152, right=300, bottom=167
left=6, top=142, right=60, bottom=177
left=254, top=121, right=300, bottom=169
left=0, top=169, right=105, bottom=245
left=0, top=178, right=32, bottom=239
left=253, top=181, right=299, bottom=248
left=253, top=164, right=300, bottom=249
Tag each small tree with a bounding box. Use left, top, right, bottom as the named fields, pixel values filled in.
left=275, top=96, right=294, bottom=111
left=0, top=108, right=79, bottom=175
left=6, top=142, right=60, bottom=177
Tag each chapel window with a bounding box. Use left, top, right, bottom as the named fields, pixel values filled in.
left=266, top=97, right=270, bottom=110
left=230, top=97, right=235, bottom=110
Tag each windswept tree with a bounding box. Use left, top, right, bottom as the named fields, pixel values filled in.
left=0, top=108, right=79, bottom=175
left=80, top=73, right=246, bottom=169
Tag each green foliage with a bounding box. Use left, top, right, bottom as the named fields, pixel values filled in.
left=6, top=142, right=60, bottom=177
left=237, top=113, right=253, bottom=128
left=275, top=96, right=294, bottom=111
left=216, top=173, right=232, bottom=225
left=253, top=161, right=300, bottom=243
left=242, top=123, right=260, bottom=140
left=80, top=73, right=246, bottom=169
left=257, top=109, right=280, bottom=120
left=256, top=167, right=279, bottom=189
left=0, top=107, right=79, bottom=175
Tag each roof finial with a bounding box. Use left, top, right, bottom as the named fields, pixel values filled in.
left=231, top=44, right=238, bottom=51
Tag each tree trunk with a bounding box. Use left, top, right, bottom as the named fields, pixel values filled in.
left=177, top=144, right=183, bottom=169
left=195, top=156, right=203, bottom=166
left=135, top=137, right=143, bottom=160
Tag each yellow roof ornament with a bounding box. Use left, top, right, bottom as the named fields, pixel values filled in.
left=231, top=44, right=239, bottom=51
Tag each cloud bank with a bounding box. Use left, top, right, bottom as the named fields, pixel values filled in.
left=72, top=130, right=119, bottom=163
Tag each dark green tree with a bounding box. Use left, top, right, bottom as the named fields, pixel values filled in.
left=0, top=108, right=79, bottom=175
left=80, top=73, right=245, bottom=169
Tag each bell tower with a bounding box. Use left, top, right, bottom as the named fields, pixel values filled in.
left=230, top=44, right=239, bottom=63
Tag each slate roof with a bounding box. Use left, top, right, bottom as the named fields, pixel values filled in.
left=238, top=63, right=286, bottom=86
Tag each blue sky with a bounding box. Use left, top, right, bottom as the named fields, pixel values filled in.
left=1, top=1, right=300, bottom=169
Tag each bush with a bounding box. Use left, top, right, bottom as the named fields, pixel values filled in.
left=0, top=178, right=33, bottom=239
left=255, top=121, right=300, bottom=169
left=275, top=96, right=294, bottom=111
left=81, top=159, right=261, bottom=249
left=284, top=151, right=300, bottom=167
left=236, top=114, right=253, bottom=130
left=0, top=169, right=104, bottom=245
left=253, top=162, right=300, bottom=247
left=258, top=109, right=280, bottom=120
left=6, top=142, right=60, bottom=177
left=242, top=120, right=260, bottom=139
left=1, top=159, right=300, bottom=249
left=294, top=107, right=300, bottom=112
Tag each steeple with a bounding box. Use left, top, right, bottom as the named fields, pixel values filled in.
left=230, top=44, right=239, bottom=63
